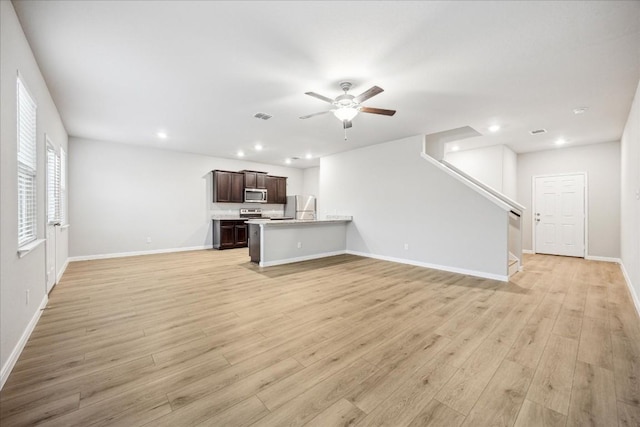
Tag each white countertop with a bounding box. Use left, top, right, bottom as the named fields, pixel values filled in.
left=246, top=218, right=352, bottom=226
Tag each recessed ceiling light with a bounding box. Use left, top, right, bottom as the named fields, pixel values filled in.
left=285, top=158, right=292, bottom=164
left=305, top=153, right=312, bottom=159
left=254, top=144, right=263, bottom=151
left=237, top=150, right=245, bottom=157
left=451, top=146, right=460, bottom=152
left=573, top=107, right=588, bottom=115
left=488, top=125, right=501, bottom=133
left=156, top=131, right=168, bottom=139
left=555, top=138, right=566, bottom=146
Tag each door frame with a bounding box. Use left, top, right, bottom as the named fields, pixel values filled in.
left=531, top=172, right=588, bottom=257
left=45, top=134, right=58, bottom=293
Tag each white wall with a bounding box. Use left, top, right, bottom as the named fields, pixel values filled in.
left=302, top=167, right=320, bottom=198
left=620, top=81, right=640, bottom=310
left=502, top=147, right=517, bottom=201
left=1, top=2, right=68, bottom=386
left=320, top=135, right=509, bottom=279
left=517, top=141, right=621, bottom=258
left=445, top=145, right=517, bottom=199
left=68, top=137, right=304, bottom=258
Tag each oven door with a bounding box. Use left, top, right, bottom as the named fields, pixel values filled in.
left=245, top=189, right=267, bottom=203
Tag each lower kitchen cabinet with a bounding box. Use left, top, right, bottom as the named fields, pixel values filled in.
left=213, top=220, right=248, bottom=249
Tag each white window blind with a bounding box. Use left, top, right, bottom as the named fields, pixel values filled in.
left=61, top=147, right=67, bottom=225
left=17, top=76, right=38, bottom=247
left=47, top=143, right=61, bottom=224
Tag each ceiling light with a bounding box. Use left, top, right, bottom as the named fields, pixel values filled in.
left=555, top=138, right=566, bottom=146
left=305, top=153, right=312, bottom=159
left=488, top=125, right=500, bottom=132
left=333, top=107, right=358, bottom=122
left=573, top=107, right=588, bottom=115
left=156, top=131, right=168, bottom=139
left=254, top=144, right=263, bottom=151
left=237, top=150, right=245, bottom=157
left=451, top=146, right=460, bottom=152
left=285, top=158, right=292, bottom=164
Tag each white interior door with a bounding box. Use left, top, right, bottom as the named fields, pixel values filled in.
left=534, top=174, right=585, bottom=257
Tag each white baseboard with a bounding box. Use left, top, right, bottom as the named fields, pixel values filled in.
left=620, top=262, right=640, bottom=318
left=260, top=250, right=347, bottom=267
left=522, top=249, right=534, bottom=254
left=56, top=258, right=69, bottom=283
left=585, top=255, right=622, bottom=263
left=1, top=294, right=48, bottom=390
left=68, top=245, right=210, bottom=262
left=346, top=250, right=509, bottom=282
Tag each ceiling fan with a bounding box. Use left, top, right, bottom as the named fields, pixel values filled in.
left=299, top=82, right=396, bottom=131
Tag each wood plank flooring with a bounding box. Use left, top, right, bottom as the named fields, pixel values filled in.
left=1, top=250, right=639, bottom=426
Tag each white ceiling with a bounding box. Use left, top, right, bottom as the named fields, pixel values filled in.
left=12, top=1, right=640, bottom=168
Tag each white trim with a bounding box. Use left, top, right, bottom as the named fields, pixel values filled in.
left=522, top=249, right=534, bottom=254
left=60, top=224, right=70, bottom=230
left=531, top=172, right=588, bottom=257
left=57, top=259, right=69, bottom=284
left=420, top=152, right=514, bottom=213
left=1, top=294, right=48, bottom=390
left=346, top=250, right=509, bottom=282
left=441, top=159, right=526, bottom=214
left=585, top=255, right=622, bottom=263
left=259, top=250, right=347, bottom=267
left=68, top=245, right=210, bottom=262
left=620, top=262, right=640, bottom=318
left=17, top=238, right=45, bottom=258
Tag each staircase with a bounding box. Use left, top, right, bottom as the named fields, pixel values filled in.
left=422, top=131, right=525, bottom=280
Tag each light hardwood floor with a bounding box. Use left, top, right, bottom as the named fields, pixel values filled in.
left=1, top=250, right=639, bottom=426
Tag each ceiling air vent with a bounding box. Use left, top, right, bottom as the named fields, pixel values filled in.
left=529, top=129, right=547, bottom=135
left=254, top=112, right=272, bottom=120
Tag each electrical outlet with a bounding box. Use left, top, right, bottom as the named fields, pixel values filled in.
left=26, top=289, right=29, bottom=305
left=297, top=242, right=302, bottom=249
left=146, top=237, right=152, bottom=244
left=404, top=243, right=409, bottom=250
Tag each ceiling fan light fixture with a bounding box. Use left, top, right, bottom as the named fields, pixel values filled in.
left=333, top=107, right=358, bottom=122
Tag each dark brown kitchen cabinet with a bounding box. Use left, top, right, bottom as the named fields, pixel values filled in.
left=213, top=220, right=248, bottom=249
left=242, top=170, right=267, bottom=189
left=212, top=170, right=244, bottom=203
left=265, top=176, right=287, bottom=204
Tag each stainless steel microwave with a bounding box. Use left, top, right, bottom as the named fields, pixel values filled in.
left=244, top=188, right=267, bottom=203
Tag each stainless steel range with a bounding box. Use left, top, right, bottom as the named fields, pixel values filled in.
left=240, top=208, right=293, bottom=221
left=239, top=208, right=263, bottom=219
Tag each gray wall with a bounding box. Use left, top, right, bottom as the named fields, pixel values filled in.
left=517, top=141, right=621, bottom=258
left=68, top=137, right=304, bottom=257
left=302, top=167, right=320, bottom=199
left=1, top=2, right=68, bottom=383
left=444, top=145, right=518, bottom=200
left=320, top=135, right=509, bottom=279
left=621, top=81, right=640, bottom=308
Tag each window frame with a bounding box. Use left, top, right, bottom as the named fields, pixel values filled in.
left=17, top=74, right=38, bottom=248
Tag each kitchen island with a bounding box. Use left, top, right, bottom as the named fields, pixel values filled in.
left=246, top=217, right=352, bottom=267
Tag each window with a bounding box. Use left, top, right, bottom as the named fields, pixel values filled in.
left=61, top=147, right=67, bottom=225
left=17, top=76, right=38, bottom=247
left=46, top=141, right=60, bottom=224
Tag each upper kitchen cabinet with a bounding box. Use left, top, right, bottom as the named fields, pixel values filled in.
left=212, top=170, right=244, bottom=203
left=266, top=175, right=287, bottom=204
left=242, top=170, right=267, bottom=189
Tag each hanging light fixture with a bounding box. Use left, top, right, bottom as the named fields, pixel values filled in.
left=333, top=107, right=358, bottom=122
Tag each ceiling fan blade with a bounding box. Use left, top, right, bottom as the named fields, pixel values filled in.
left=353, top=86, right=383, bottom=103
left=299, top=110, right=332, bottom=119
left=360, top=106, right=396, bottom=116
left=305, top=92, right=334, bottom=104
left=343, top=120, right=352, bottom=129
